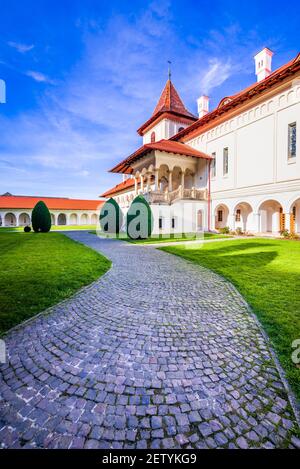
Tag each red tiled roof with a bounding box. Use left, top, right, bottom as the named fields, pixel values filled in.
left=109, top=139, right=212, bottom=174
left=0, top=195, right=103, bottom=210
left=173, top=52, right=300, bottom=142
left=100, top=178, right=135, bottom=197
left=137, top=80, right=197, bottom=135
left=153, top=80, right=196, bottom=117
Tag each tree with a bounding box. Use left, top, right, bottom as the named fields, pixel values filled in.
left=126, top=195, right=153, bottom=239
left=99, top=198, right=123, bottom=234
left=32, top=201, right=51, bottom=233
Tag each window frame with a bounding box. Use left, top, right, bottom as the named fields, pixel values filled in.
left=288, top=122, right=297, bottom=159
left=223, top=147, right=229, bottom=176
left=235, top=209, right=241, bottom=222
left=211, top=152, right=216, bottom=178
left=217, top=210, right=223, bottom=222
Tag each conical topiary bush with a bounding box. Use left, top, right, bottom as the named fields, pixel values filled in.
left=99, top=198, right=123, bottom=234
left=32, top=201, right=52, bottom=233
left=126, top=195, right=153, bottom=239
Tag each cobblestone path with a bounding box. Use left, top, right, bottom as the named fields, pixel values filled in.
left=0, top=232, right=299, bottom=449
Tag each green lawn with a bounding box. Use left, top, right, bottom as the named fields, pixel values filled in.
left=0, top=232, right=111, bottom=334
left=89, top=231, right=230, bottom=243
left=0, top=224, right=96, bottom=232
left=126, top=232, right=230, bottom=244
left=161, top=238, right=300, bottom=400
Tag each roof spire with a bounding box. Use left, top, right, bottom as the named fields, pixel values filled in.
left=167, top=60, right=171, bottom=80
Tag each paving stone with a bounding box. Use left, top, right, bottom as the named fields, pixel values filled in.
left=0, top=232, right=298, bottom=450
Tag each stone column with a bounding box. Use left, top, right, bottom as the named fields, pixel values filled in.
left=154, top=169, right=159, bottom=191
left=285, top=213, right=291, bottom=232
left=134, top=177, right=138, bottom=195
left=181, top=170, right=185, bottom=189
left=146, top=173, right=151, bottom=192
left=140, top=175, right=144, bottom=193
left=228, top=213, right=235, bottom=231
left=168, top=170, right=173, bottom=192
left=252, top=213, right=261, bottom=233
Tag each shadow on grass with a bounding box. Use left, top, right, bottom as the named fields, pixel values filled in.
left=162, top=240, right=300, bottom=401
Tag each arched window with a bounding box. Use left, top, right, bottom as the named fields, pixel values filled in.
left=178, top=126, right=184, bottom=132
left=151, top=131, right=156, bottom=143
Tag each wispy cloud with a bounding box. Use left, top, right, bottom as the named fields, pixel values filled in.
left=1, top=2, right=275, bottom=197
left=25, top=70, right=56, bottom=85
left=199, top=58, right=232, bottom=95
left=7, top=41, right=34, bottom=53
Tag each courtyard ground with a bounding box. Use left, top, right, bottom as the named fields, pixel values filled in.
left=0, top=232, right=299, bottom=449
left=162, top=238, right=300, bottom=401
left=0, top=232, right=111, bottom=333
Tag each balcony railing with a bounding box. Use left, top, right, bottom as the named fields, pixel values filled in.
left=143, top=186, right=207, bottom=204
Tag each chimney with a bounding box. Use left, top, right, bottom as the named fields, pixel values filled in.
left=254, top=47, right=274, bottom=82
left=197, top=95, right=209, bottom=118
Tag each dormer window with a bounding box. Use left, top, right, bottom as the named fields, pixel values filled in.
left=151, top=131, right=156, bottom=143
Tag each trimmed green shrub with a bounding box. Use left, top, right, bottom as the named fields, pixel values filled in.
left=32, top=201, right=51, bottom=233
left=219, top=226, right=230, bottom=234
left=24, top=225, right=31, bottom=233
left=100, top=198, right=123, bottom=234
left=126, top=195, right=153, bottom=239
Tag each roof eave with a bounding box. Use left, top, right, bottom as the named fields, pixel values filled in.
left=137, top=110, right=197, bottom=136
left=172, top=54, right=300, bottom=142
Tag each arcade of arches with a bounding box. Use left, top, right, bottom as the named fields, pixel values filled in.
left=214, top=198, right=300, bottom=234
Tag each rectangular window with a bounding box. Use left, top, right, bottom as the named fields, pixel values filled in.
left=211, top=152, right=216, bottom=178
left=288, top=122, right=297, bottom=158
left=235, top=209, right=241, bottom=222
left=159, top=217, right=163, bottom=229
left=223, top=147, right=229, bottom=176
left=171, top=217, right=176, bottom=229
left=217, top=210, right=223, bottom=222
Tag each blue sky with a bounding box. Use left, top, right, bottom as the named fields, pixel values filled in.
left=0, top=0, right=299, bottom=198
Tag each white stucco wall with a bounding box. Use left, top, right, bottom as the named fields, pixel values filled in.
left=143, top=119, right=190, bottom=144
left=0, top=209, right=101, bottom=227
left=185, top=75, right=300, bottom=232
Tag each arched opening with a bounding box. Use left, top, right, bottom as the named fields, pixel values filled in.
left=258, top=200, right=283, bottom=233
left=69, top=213, right=78, bottom=225
left=178, top=126, right=184, bottom=132
left=184, top=169, right=194, bottom=189
left=91, top=213, right=98, bottom=224
left=234, top=202, right=253, bottom=232
left=57, top=213, right=67, bottom=226
left=289, top=198, right=300, bottom=233
left=214, top=204, right=229, bottom=230
left=80, top=213, right=89, bottom=225
left=50, top=213, right=56, bottom=225
left=4, top=213, right=17, bottom=226
left=197, top=210, right=203, bottom=231
left=151, top=131, right=156, bottom=143
left=172, top=166, right=182, bottom=191
left=18, top=212, right=31, bottom=226
left=158, top=165, right=169, bottom=193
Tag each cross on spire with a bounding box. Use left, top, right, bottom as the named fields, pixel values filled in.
left=167, top=60, right=172, bottom=80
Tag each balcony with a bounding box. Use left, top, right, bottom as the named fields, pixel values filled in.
left=144, top=186, right=207, bottom=205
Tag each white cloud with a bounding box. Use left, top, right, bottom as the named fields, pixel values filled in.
left=7, top=41, right=34, bottom=53
left=1, top=4, right=273, bottom=198
left=25, top=70, right=56, bottom=85
left=199, top=59, right=232, bottom=95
